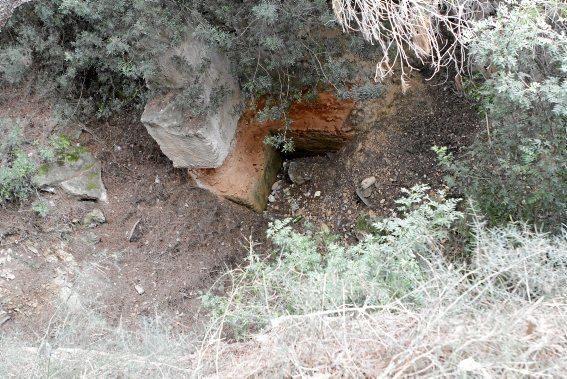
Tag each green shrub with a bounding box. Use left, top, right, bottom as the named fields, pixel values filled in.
left=0, top=0, right=381, bottom=121
left=0, top=118, right=36, bottom=203
left=0, top=150, right=36, bottom=203
left=31, top=199, right=49, bottom=217
left=202, top=185, right=463, bottom=339
left=439, top=1, right=566, bottom=230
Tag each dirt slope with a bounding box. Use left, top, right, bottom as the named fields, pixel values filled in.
left=0, top=74, right=479, bottom=334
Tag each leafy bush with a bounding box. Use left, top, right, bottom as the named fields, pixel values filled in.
left=0, top=118, right=36, bottom=202
left=0, top=0, right=381, bottom=121
left=202, top=185, right=463, bottom=338
left=0, top=0, right=172, bottom=118
left=31, top=199, right=48, bottom=217
left=438, top=1, right=566, bottom=230
left=0, top=150, right=36, bottom=202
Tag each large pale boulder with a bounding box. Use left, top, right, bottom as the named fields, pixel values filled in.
left=141, top=37, right=241, bottom=168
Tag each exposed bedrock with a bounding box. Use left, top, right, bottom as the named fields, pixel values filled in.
left=140, top=38, right=366, bottom=210
left=190, top=93, right=356, bottom=212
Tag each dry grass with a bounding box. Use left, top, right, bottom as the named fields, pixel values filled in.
left=1, top=223, right=566, bottom=378
left=195, top=223, right=567, bottom=377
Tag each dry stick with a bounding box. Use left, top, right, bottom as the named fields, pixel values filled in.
left=332, top=0, right=478, bottom=84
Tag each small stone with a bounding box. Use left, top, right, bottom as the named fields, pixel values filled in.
left=134, top=284, right=145, bottom=295
left=0, top=310, right=10, bottom=326
left=355, top=187, right=372, bottom=208
left=268, top=194, right=276, bottom=203
left=361, top=176, right=376, bottom=189
left=361, top=186, right=373, bottom=198
left=82, top=231, right=100, bottom=245
left=128, top=219, right=143, bottom=242
left=314, top=191, right=321, bottom=198
left=0, top=270, right=15, bottom=281
left=271, top=180, right=283, bottom=192
left=82, top=209, right=106, bottom=227
left=287, top=161, right=311, bottom=185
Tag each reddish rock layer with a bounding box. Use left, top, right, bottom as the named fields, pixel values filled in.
left=190, top=93, right=355, bottom=211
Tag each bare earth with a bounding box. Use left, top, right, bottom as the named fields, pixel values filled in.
left=0, top=74, right=480, bottom=335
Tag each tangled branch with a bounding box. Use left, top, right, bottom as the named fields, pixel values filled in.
left=331, top=0, right=496, bottom=87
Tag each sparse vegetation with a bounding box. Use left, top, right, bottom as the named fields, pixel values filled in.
left=0, top=117, right=87, bottom=204
left=31, top=199, right=48, bottom=217
left=1, top=192, right=565, bottom=376
left=202, top=185, right=462, bottom=338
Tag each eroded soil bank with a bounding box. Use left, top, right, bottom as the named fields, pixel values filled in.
left=0, top=74, right=480, bottom=335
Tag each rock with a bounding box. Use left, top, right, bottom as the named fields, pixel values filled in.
left=0, top=269, right=15, bottom=281
left=33, top=152, right=107, bottom=202
left=134, top=284, right=145, bottom=295
left=0, top=309, right=10, bottom=326
left=82, top=209, right=106, bottom=227
left=82, top=231, right=100, bottom=245
left=189, top=108, right=283, bottom=212
left=268, top=194, right=276, bottom=203
left=128, top=219, right=143, bottom=242
left=314, top=191, right=321, bottom=198
left=288, top=161, right=311, bottom=185
left=141, top=35, right=241, bottom=168
left=271, top=180, right=283, bottom=192
left=355, top=187, right=373, bottom=208
left=361, top=186, right=373, bottom=198
left=361, top=176, right=376, bottom=189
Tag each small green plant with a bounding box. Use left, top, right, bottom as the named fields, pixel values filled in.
left=40, top=135, right=86, bottom=164
left=0, top=118, right=37, bottom=203
left=32, top=200, right=49, bottom=217
left=0, top=151, right=36, bottom=203
left=264, top=133, right=295, bottom=153
left=203, top=185, right=463, bottom=339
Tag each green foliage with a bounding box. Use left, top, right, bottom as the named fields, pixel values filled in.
left=0, top=0, right=179, bottom=118
left=443, top=1, right=567, bottom=230
left=264, top=133, right=295, bottom=153
left=337, top=82, right=383, bottom=101
left=0, top=118, right=36, bottom=203
left=32, top=199, right=49, bottom=217
left=203, top=185, right=463, bottom=338
left=0, top=0, right=380, bottom=123
left=40, top=135, right=86, bottom=163
left=0, top=150, right=36, bottom=203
